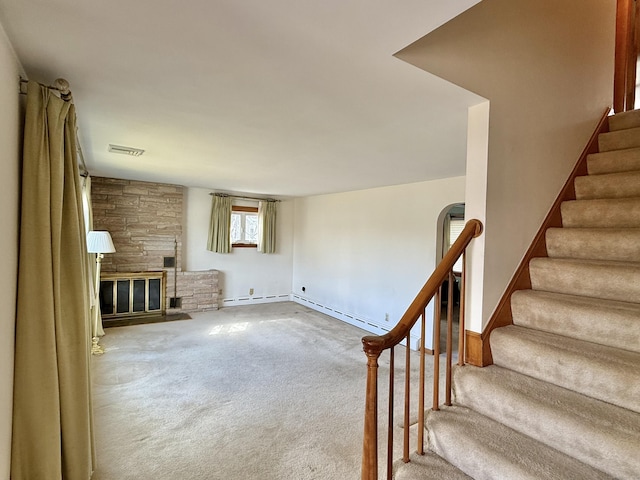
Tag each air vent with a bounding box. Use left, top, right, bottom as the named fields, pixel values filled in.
left=108, top=144, right=145, bottom=156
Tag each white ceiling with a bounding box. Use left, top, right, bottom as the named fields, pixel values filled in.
left=0, top=0, right=482, bottom=198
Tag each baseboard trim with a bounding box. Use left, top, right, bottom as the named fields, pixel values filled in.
left=289, top=294, right=416, bottom=348
left=465, top=330, right=490, bottom=367
left=221, top=293, right=291, bottom=307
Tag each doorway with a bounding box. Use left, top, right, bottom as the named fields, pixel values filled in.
left=435, top=203, right=465, bottom=353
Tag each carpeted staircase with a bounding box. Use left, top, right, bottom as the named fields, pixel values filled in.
left=395, top=109, right=640, bottom=480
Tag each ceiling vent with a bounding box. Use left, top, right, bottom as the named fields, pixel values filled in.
left=108, top=144, right=145, bottom=157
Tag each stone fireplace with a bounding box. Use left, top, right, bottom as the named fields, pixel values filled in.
left=91, top=176, right=218, bottom=316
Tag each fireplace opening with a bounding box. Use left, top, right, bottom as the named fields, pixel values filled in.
left=100, top=272, right=165, bottom=319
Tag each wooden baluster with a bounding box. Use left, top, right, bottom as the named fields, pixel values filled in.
left=387, top=348, right=394, bottom=480
left=417, top=309, right=426, bottom=455
left=615, top=0, right=636, bottom=112
left=458, top=251, right=467, bottom=367
left=361, top=219, right=483, bottom=479
left=432, top=286, right=442, bottom=411
left=445, top=270, right=454, bottom=406
left=628, top=0, right=640, bottom=110
left=403, top=331, right=410, bottom=463
left=362, top=350, right=381, bottom=480
left=624, top=1, right=638, bottom=111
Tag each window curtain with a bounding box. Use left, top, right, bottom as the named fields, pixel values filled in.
left=207, top=194, right=232, bottom=253
left=82, top=175, right=104, bottom=337
left=11, top=81, right=95, bottom=480
left=257, top=200, right=277, bottom=254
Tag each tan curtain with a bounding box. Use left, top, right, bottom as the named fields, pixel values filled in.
left=207, top=194, right=232, bottom=253
left=11, top=81, right=95, bottom=480
left=257, top=200, right=277, bottom=254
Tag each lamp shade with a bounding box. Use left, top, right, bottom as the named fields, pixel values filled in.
left=87, top=230, right=116, bottom=254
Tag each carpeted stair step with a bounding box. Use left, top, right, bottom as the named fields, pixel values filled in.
left=587, top=147, right=640, bottom=175
left=598, top=126, right=640, bottom=152
left=452, top=365, right=640, bottom=479
left=561, top=197, right=640, bottom=228
left=510, top=290, right=640, bottom=353
left=609, top=109, right=640, bottom=131
left=545, top=227, right=640, bottom=262
left=574, top=170, right=640, bottom=199
left=425, top=406, right=614, bottom=480
left=490, top=325, right=640, bottom=413
left=393, top=452, right=471, bottom=480
left=529, top=257, right=640, bottom=302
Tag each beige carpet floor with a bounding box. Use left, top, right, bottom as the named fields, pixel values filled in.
left=91, top=302, right=435, bottom=480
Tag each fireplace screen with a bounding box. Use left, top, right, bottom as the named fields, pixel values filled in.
left=100, top=272, right=165, bottom=318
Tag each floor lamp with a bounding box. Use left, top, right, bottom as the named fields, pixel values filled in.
left=87, top=230, right=116, bottom=355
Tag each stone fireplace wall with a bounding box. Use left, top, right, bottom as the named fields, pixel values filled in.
left=91, top=177, right=218, bottom=313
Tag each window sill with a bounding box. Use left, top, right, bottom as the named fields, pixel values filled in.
left=232, top=244, right=257, bottom=248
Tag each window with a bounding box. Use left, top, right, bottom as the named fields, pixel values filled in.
left=231, top=206, right=258, bottom=247
left=448, top=218, right=465, bottom=250
left=449, top=217, right=465, bottom=273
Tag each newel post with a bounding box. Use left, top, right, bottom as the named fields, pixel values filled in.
left=362, top=347, right=381, bottom=480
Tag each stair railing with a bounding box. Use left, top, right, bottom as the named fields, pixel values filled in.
left=361, top=219, right=483, bottom=480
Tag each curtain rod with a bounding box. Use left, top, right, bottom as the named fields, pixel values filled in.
left=77, top=143, right=89, bottom=177
left=19, top=77, right=73, bottom=101
left=19, top=77, right=89, bottom=177
left=210, top=193, right=280, bottom=202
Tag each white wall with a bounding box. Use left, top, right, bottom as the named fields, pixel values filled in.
left=292, top=177, right=465, bottom=350
left=397, top=0, right=615, bottom=331
left=184, top=187, right=294, bottom=305
left=464, top=101, right=489, bottom=333
left=0, top=21, right=22, bottom=480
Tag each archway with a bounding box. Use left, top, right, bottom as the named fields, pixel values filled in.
left=435, top=202, right=465, bottom=353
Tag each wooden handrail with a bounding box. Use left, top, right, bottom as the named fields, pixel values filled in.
left=361, top=219, right=483, bottom=480
left=362, top=219, right=483, bottom=355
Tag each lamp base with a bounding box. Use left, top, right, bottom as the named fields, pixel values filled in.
left=91, top=336, right=105, bottom=355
